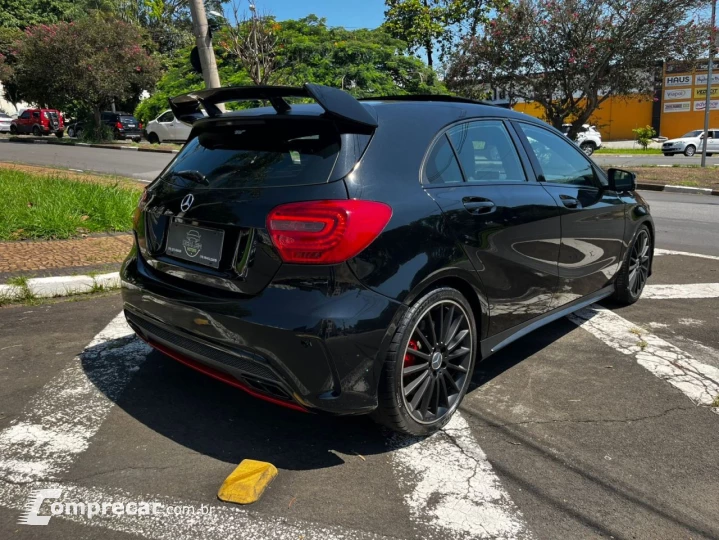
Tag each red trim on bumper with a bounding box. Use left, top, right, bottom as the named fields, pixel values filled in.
left=143, top=338, right=308, bottom=413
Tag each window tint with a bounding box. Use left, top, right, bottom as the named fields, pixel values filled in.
left=518, top=123, right=597, bottom=187
left=424, top=135, right=463, bottom=185
left=447, top=120, right=526, bottom=183
left=158, top=111, right=174, bottom=123
left=161, top=120, right=340, bottom=189
left=32, top=112, right=40, bottom=118
left=20, top=111, right=30, bottom=119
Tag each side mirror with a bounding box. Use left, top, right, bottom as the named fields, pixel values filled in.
left=607, top=168, right=636, bottom=192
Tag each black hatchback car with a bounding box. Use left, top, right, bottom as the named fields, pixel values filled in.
left=121, top=84, right=654, bottom=435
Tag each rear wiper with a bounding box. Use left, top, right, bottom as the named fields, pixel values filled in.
left=170, top=170, right=209, bottom=185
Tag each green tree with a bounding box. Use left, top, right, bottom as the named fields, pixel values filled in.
left=13, top=16, right=160, bottom=135
left=0, top=0, right=117, bottom=29
left=446, top=0, right=710, bottom=138
left=383, top=0, right=505, bottom=68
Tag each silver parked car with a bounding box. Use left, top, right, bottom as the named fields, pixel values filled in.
left=661, top=129, right=719, bottom=157
left=0, top=112, right=12, bottom=133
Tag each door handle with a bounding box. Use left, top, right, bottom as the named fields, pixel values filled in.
left=462, top=197, right=496, bottom=215
left=559, top=194, right=581, bottom=209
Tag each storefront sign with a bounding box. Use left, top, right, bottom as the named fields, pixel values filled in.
left=693, top=100, right=719, bottom=111
left=664, top=88, right=692, bottom=100
left=695, top=73, right=719, bottom=86
left=663, top=101, right=691, bottom=113
left=694, top=87, right=719, bottom=98
left=665, top=75, right=692, bottom=87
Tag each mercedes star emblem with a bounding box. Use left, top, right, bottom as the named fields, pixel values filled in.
left=180, top=194, right=194, bottom=212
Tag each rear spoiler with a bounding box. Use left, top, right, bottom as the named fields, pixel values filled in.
left=169, top=83, right=378, bottom=133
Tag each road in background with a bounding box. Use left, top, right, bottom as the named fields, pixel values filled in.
left=0, top=141, right=173, bottom=182
left=639, top=190, right=719, bottom=257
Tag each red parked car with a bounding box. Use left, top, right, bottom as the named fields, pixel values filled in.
left=10, top=108, right=65, bottom=138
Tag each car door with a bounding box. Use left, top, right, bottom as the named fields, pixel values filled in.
left=155, top=111, right=174, bottom=141
left=423, top=119, right=561, bottom=337
left=514, top=122, right=625, bottom=309
left=17, top=110, right=31, bottom=133
left=708, top=130, right=719, bottom=153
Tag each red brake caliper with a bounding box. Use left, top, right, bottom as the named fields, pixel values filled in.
left=404, top=339, right=419, bottom=367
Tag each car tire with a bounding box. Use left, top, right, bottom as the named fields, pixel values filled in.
left=611, top=225, right=652, bottom=306
left=684, top=145, right=696, bottom=157
left=147, top=132, right=160, bottom=145
left=580, top=142, right=595, bottom=156
left=9, top=125, right=17, bottom=135
left=32, top=125, right=42, bottom=137
left=374, top=287, right=477, bottom=436
left=67, top=127, right=75, bottom=138
left=55, top=131, right=64, bottom=139
left=132, top=136, right=141, bottom=143
left=663, top=153, right=673, bottom=156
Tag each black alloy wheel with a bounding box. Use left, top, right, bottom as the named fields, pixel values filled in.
left=375, top=287, right=477, bottom=436
left=612, top=226, right=651, bottom=305
left=628, top=229, right=651, bottom=297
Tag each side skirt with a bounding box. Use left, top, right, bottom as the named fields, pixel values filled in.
left=480, top=285, right=615, bottom=359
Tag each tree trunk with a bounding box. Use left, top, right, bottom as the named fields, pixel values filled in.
left=426, top=41, right=433, bottom=68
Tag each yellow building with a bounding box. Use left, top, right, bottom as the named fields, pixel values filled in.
left=512, top=60, right=718, bottom=141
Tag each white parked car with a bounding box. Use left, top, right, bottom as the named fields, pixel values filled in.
left=144, top=110, right=192, bottom=144
left=561, top=124, right=602, bottom=156
left=661, top=129, right=719, bottom=157
left=0, top=112, right=12, bottom=132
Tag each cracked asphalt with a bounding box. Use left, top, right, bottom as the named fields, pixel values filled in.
left=1, top=231, right=718, bottom=538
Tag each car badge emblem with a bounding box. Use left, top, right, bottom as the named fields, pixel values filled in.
left=180, top=194, right=194, bottom=212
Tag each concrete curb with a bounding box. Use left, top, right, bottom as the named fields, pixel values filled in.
left=637, top=182, right=719, bottom=196
left=4, top=137, right=179, bottom=154
left=0, top=272, right=120, bottom=301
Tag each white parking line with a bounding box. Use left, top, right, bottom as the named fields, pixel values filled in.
left=654, top=249, right=719, bottom=261
left=643, top=283, right=719, bottom=299
left=569, top=306, right=719, bottom=414
left=0, top=314, right=146, bottom=483
left=390, top=413, right=531, bottom=540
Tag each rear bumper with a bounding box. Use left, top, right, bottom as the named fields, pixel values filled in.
left=121, top=247, right=406, bottom=415
left=117, top=130, right=142, bottom=139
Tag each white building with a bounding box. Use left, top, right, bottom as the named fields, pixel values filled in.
left=0, top=81, right=29, bottom=115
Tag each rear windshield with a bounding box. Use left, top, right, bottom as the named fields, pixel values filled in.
left=160, top=120, right=340, bottom=189
left=119, top=116, right=138, bottom=124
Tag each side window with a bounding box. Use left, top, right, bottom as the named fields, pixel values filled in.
left=20, top=111, right=30, bottom=119
left=158, top=111, right=174, bottom=122
left=32, top=111, right=40, bottom=118
left=424, top=134, right=464, bottom=185
left=518, top=123, right=598, bottom=187
left=447, top=120, right=526, bottom=183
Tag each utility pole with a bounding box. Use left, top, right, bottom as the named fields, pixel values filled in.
left=188, top=0, right=222, bottom=90
left=701, top=0, right=717, bottom=167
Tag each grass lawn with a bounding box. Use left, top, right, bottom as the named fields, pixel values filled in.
left=594, top=148, right=663, bottom=155
left=632, top=167, right=719, bottom=189
left=0, top=168, right=143, bottom=241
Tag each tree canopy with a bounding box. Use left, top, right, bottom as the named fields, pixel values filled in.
left=446, top=0, right=710, bottom=136
left=136, top=15, right=445, bottom=123
left=383, top=0, right=506, bottom=67
left=11, top=16, right=160, bottom=122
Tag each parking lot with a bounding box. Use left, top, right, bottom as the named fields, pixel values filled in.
left=1, top=242, right=718, bottom=539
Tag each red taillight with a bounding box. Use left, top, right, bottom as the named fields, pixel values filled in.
left=267, top=200, right=392, bottom=264
left=132, top=188, right=149, bottom=228
left=139, top=122, right=143, bottom=129
left=116, top=121, right=123, bottom=129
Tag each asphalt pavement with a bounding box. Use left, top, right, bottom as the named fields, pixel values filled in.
left=0, top=140, right=173, bottom=182
left=1, top=247, right=719, bottom=540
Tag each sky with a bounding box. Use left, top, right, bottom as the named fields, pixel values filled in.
left=237, top=0, right=387, bottom=29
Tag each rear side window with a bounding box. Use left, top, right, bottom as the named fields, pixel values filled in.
left=424, top=135, right=464, bottom=185
left=161, top=120, right=340, bottom=189
left=447, top=120, right=526, bottom=183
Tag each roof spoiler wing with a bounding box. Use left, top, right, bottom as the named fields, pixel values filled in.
left=169, top=83, right=378, bottom=133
